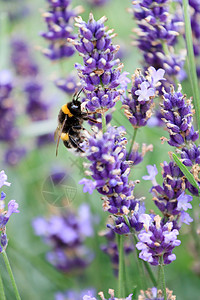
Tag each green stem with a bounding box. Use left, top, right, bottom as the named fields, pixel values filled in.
left=128, top=128, right=138, bottom=157
left=182, top=0, right=200, bottom=131
left=132, top=234, right=147, bottom=290
left=0, top=272, right=6, bottom=300
left=2, top=251, right=21, bottom=300
left=101, top=112, right=107, bottom=134
left=0, top=12, right=9, bottom=69
left=117, top=234, right=125, bottom=298
left=159, top=257, right=167, bottom=300
left=123, top=216, right=157, bottom=287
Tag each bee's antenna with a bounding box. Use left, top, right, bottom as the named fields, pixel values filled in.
left=73, top=88, right=83, bottom=102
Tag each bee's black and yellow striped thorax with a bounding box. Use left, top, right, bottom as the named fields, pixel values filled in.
left=61, top=104, right=73, bottom=117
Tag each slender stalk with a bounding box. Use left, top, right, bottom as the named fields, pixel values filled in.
left=101, top=112, right=107, bottom=134
left=182, top=0, right=200, bottom=131
left=2, top=251, right=21, bottom=300
left=117, top=234, right=125, bottom=298
left=123, top=215, right=157, bottom=287
left=159, top=257, right=167, bottom=300
left=0, top=12, right=9, bottom=70
left=128, top=128, right=138, bottom=157
left=0, top=272, right=6, bottom=300
left=132, top=234, right=147, bottom=290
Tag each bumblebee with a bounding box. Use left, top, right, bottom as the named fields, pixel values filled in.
left=55, top=90, right=98, bottom=155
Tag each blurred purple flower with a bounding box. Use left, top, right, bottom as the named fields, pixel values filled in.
left=79, top=178, right=97, bottom=194
left=32, top=204, right=94, bottom=273
left=142, top=164, right=158, bottom=186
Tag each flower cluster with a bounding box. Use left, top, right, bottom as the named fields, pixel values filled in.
left=0, top=170, right=19, bottom=251
left=127, top=143, right=153, bottom=167
left=138, top=287, right=176, bottom=300
left=107, top=200, right=146, bottom=235
left=136, top=215, right=181, bottom=265
left=11, top=38, right=39, bottom=77
left=143, top=162, right=195, bottom=224
left=24, top=81, right=53, bottom=146
left=69, top=13, right=124, bottom=112
left=86, top=0, right=111, bottom=7
left=0, top=70, right=26, bottom=165
left=122, top=67, right=165, bottom=128
left=130, top=0, right=185, bottom=87
left=55, top=288, right=96, bottom=300
left=83, top=289, right=133, bottom=300
left=32, top=204, right=94, bottom=273
left=189, top=0, right=200, bottom=77
left=79, top=127, right=135, bottom=214
left=160, top=85, right=199, bottom=195
left=41, top=0, right=83, bottom=60
left=55, top=72, right=80, bottom=95
left=161, top=85, right=198, bottom=148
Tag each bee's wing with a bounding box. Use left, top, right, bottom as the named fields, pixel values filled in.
left=55, top=117, right=67, bottom=156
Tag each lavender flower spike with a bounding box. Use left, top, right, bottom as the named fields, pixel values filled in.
left=83, top=288, right=133, bottom=299
left=0, top=171, right=19, bottom=250
left=41, top=0, right=83, bottom=60
left=138, top=287, right=176, bottom=300
left=80, top=126, right=135, bottom=214
left=161, top=85, right=199, bottom=147
left=122, top=67, right=165, bottom=128
left=69, top=13, right=124, bottom=112
left=136, top=215, right=181, bottom=266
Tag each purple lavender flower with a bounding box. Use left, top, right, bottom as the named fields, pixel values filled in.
left=55, top=73, right=80, bottom=95
left=32, top=204, right=94, bottom=273
left=79, top=178, right=97, bottom=194
left=149, top=160, right=196, bottom=220
left=161, top=85, right=199, bottom=147
left=138, top=287, right=176, bottom=299
left=24, top=81, right=54, bottom=146
left=83, top=289, right=133, bottom=300
left=107, top=201, right=146, bottom=235
left=10, top=38, right=38, bottom=77
left=0, top=170, right=19, bottom=250
left=0, top=70, right=18, bottom=142
left=79, top=126, right=134, bottom=214
left=4, top=147, right=26, bottom=166
left=131, top=0, right=185, bottom=87
left=127, top=143, right=153, bottom=166
left=136, top=215, right=181, bottom=265
left=122, top=68, right=165, bottom=128
left=86, top=0, right=111, bottom=6
left=69, top=13, right=124, bottom=112
left=189, top=0, right=200, bottom=11
left=55, top=289, right=96, bottom=300
left=0, top=170, right=11, bottom=188
left=41, top=0, right=83, bottom=60
left=142, top=164, right=158, bottom=186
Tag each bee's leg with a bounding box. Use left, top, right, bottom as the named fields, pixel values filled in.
left=82, top=115, right=101, bottom=124
left=68, top=135, right=84, bottom=152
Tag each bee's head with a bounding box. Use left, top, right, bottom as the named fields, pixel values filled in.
left=69, top=89, right=83, bottom=114
left=68, top=98, right=81, bottom=114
